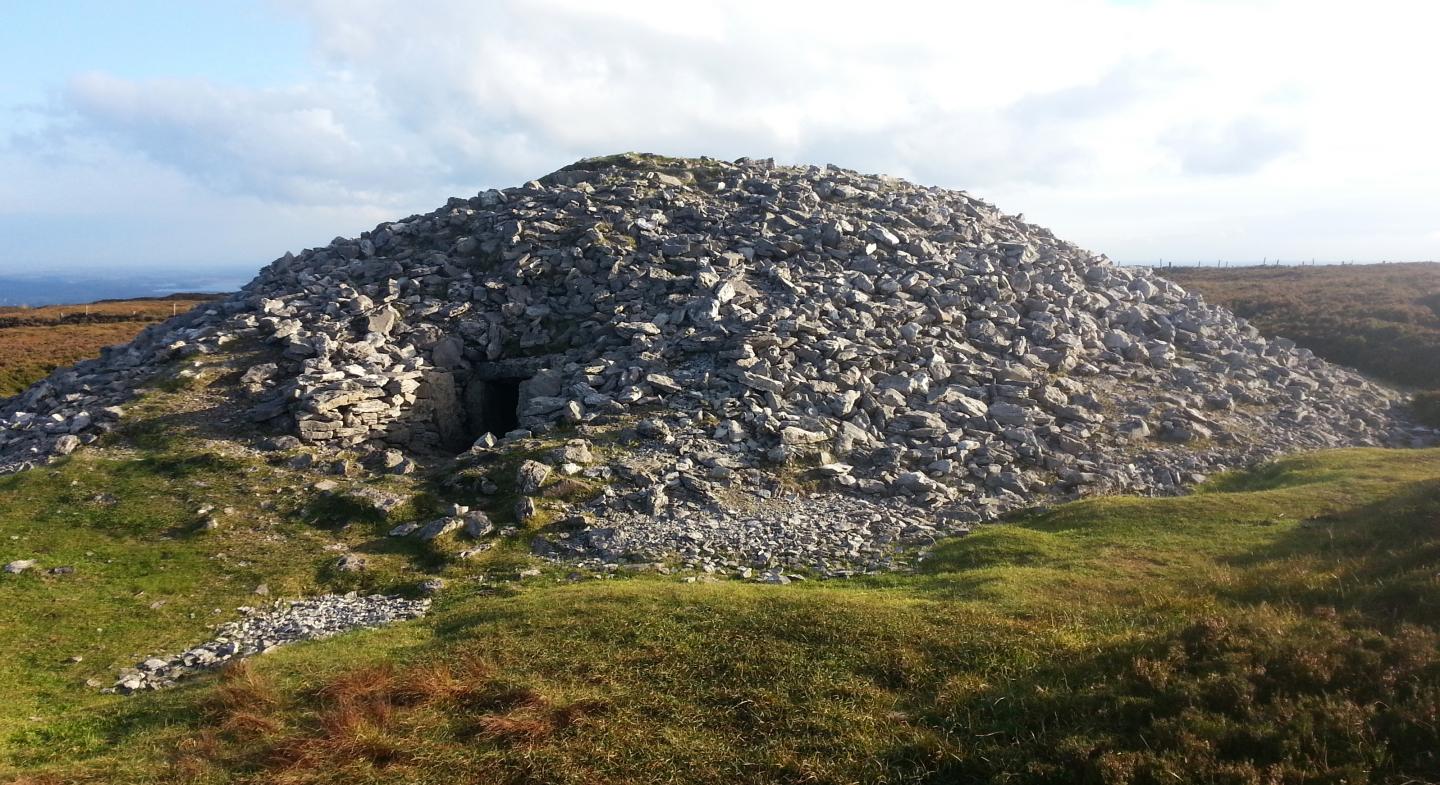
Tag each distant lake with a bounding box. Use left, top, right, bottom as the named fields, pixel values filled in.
left=0, top=269, right=253, bottom=307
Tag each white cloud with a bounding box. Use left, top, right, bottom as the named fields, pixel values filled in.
left=57, top=72, right=432, bottom=205
left=6, top=0, right=1440, bottom=266
left=1161, top=116, right=1301, bottom=175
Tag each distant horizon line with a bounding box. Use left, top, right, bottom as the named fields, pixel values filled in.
left=1125, top=258, right=1439, bottom=267
left=0, top=264, right=258, bottom=277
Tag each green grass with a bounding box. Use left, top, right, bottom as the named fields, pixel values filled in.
left=5, top=444, right=1440, bottom=783
left=550, top=152, right=731, bottom=187
left=0, top=444, right=418, bottom=743
left=0, top=377, right=561, bottom=764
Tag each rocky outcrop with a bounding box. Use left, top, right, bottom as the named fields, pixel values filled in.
left=2, top=154, right=1433, bottom=523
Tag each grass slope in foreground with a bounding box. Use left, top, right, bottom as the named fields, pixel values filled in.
left=3, top=439, right=1440, bottom=782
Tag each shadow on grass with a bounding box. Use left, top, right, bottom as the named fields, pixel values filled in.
left=119, top=451, right=244, bottom=480
left=1216, top=476, right=1440, bottom=625
left=914, top=610, right=1440, bottom=784
left=3, top=686, right=204, bottom=774
left=300, top=493, right=387, bottom=531
left=1195, top=455, right=1341, bottom=494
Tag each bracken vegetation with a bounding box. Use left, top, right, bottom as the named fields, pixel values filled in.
left=1412, top=390, right=1440, bottom=428
left=0, top=297, right=217, bottom=398
left=1158, top=263, right=1440, bottom=390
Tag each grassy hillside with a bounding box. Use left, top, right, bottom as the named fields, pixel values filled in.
left=1157, top=263, right=1440, bottom=390
left=0, top=298, right=217, bottom=398
left=4, top=360, right=1440, bottom=782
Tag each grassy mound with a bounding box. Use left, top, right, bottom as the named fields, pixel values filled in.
left=4, top=433, right=1440, bottom=782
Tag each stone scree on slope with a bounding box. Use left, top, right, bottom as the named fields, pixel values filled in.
left=2, top=155, right=1435, bottom=571
left=112, top=593, right=430, bottom=693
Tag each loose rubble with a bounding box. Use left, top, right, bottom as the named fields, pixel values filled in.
left=112, top=593, right=429, bottom=693
left=4, top=153, right=1437, bottom=570
left=542, top=482, right=967, bottom=576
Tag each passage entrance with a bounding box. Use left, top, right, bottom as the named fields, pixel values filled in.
left=464, top=377, right=522, bottom=441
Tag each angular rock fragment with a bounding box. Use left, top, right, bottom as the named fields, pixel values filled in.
left=516, top=460, right=552, bottom=494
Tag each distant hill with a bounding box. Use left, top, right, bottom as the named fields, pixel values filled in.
left=1158, top=263, right=1440, bottom=390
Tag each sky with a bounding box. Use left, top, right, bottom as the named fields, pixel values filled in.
left=1, top=0, right=1437, bottom=276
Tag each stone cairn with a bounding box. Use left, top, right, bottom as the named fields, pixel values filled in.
left=1, top=154, right=1432, bottom=570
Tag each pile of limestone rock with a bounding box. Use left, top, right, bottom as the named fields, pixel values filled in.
left=1, top=155, right=1432, bottom=565
left=111, top=593, right=430, bottom=693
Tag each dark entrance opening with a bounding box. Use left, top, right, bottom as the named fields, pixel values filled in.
left=464, top=377, right=523, bottom=440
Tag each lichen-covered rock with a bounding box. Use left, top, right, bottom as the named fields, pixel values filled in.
left=516, top=460, right=551, bottom=494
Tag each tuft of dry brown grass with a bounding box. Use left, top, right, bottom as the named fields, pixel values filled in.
left=173, top=652, right=609, bottom=783
left=212, top=660, right=280, bottom=710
